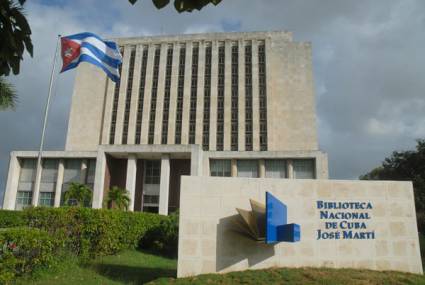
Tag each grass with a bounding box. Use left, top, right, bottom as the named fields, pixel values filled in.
left=15, top=237, right=425, bottom=285
left=149, top=267, right=425, bottom=285
left=16, top=249, right=177, bottom=285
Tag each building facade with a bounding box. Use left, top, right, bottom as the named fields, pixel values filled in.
left=3, top=31, right=328, bottom=214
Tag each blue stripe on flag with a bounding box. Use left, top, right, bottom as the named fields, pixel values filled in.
left=65, top=32, right=117, bottom=49
left=62, top=54, right=120, bottom=82
left=80, top=42, right=121, bottom=68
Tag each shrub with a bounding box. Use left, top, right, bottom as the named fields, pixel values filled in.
left=0, top=227, right=55, bottom=283
left=23, top=207, right=168, bottom=258
left=0, top=210, right=26, bottom=228
left=140, top=211, right=179, bottom=257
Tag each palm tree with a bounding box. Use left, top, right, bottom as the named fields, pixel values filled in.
left=1, top=0, right=32, bottom=110
left=0, top=77, right=17, bottom=110
left=63, top=183, right=92, bottom=207
left=107, top=186, right=130, bottom=210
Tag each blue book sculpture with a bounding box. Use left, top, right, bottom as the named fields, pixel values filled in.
left=265, top=192, right=300, bottom=243
left=233, top=192, right=300, bottom=244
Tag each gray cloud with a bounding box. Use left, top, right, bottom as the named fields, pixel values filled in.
left=1, top=0, right=425, bottom=202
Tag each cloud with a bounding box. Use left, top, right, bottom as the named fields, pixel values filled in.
left=1, top=0, right=425, bottom=202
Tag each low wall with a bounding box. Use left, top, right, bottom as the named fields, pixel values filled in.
left=177, top=177, right=423, bottom=277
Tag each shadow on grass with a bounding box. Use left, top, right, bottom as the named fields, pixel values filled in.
left=93, top=264, right=176, bottom=284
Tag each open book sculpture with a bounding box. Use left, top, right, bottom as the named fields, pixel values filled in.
left=233, top=192, right=301, bottom=243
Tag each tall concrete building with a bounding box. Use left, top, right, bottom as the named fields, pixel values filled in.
left=3, top=31, right=328, bottom=214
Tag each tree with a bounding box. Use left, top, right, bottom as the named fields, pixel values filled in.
left=0, top=77, right=17, bottom=110
left=0, top=0, right=32, bottom=110
left=63, top=183, right=92, bottom=207
left=107, top=186, right=130, bottom=210
left=360, top=139, right=425, bottom=233
left=128, top=0, right=222, bottom=13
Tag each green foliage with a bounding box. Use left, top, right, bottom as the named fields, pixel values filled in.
left=360, top=139, right=425, bottom=233
left=0, top=227, right=55, bottom=283
left=107, top=186, right=131, bottom=210
left=0, top=0, right=32, bottom=76
left=128, top=0, right=222, bottom=13
left=0, top=77, right=17, bottom=110
left=23, top=207, right=168, bottom=258
left=63, top=182, right=93, bottom=207
left=0, top=210, right=26, bottom=228
left=140, top=211, right=179, bottom=257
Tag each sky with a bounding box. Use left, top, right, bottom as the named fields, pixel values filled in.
left=1, top=0, right=425, bottom=202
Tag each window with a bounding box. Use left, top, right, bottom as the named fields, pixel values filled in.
left=17, top=159, right=36, bottom=193
left=210, top=160, right=231, bottom=177
left=109, top=47, right=123, bottom=144
left=175, top=45, right=186, bottom=144
left=258, top=42, right=268, bottom=151
left=265, top=160, right=287, bottom=178
left=39, top=192, right=54, bottom=207
left=245, top=44, right=253, bottom=150
left=293, top=159, right=315, bottom=179
left=40, top=159, right=58, bottom=193
left=148, top=47, right=161, bottom=144
left=231, top=43, right=239, bottom=151
left=16, top=191, right=32, bottom=210
left=145, top=160, right=160, bottom=184
left=237, top=160, right=258, bottom=178
left=162, top=46, right=173, bottom=144
left=122, top=47, right=136, bottom=144
left=189, top=45, right=199, bottom=144
left=62, top=159, right=82, bottom=194
left=216, top=45, right=225, bottom=151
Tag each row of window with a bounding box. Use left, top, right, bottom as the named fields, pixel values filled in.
left=109, top=41, right=267, bottom=151
left=16, top=159, right=96, bottom=210
left=210, top=159, right=315, bottom=179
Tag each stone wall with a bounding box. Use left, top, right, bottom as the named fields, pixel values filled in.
left=177, top=177, right=423, bottom=277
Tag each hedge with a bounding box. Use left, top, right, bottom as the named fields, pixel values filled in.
left=0, top=227, right=55, bottom=283
left=23, top=207, right=169, bottom=258
left=0, top=207, right=179, bottom=281
left=0, top=210, right=26, bottom=228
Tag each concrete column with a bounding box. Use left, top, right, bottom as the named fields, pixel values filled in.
left=154, top=43, right=168, bottom=144
left=181, top=42, right=193, bottom=145
left=167, top=43, right=179, bottom=144
left=114, top=45, right=132, bottom=144
left=92, top=151, right=107, bottom=208
left=190, top=146, right=203, bottom=176
left=126, top=155, right=137, bottom=211
left=159, top=154, right=170, bottom=215
left=209, top=41, right=218, bottom=150
left=80, top=159, right=88, bottom=184
left=141, top=44, right=155, bottom=144
left=252, top=41, right=260, bottom=151
left=127, top=45, right=143, bottom=145
left=259, top=159, right=266, bottom=178
left=195, top=42, right=205, bottom=145
left=3, top=153, right=20, bottom=210
left=231, top=159, right=237, bottom=177
left=287, top=159, right=294, bottom=179
left=54, top=159, right=64, bottom=207
left=223, top=41, right=232, bottom=150
left=100, top=79, right=115, bottom=144
left=31, top=158, right=42, bottom=206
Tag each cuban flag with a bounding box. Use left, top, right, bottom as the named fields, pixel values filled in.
left=60, top=32, right=122, bottom=82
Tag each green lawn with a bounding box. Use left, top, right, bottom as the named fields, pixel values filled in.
left=16, top=247, right=425, bottom=285
left=16, top=250, right=177, bottom=285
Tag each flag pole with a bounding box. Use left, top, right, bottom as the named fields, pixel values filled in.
left=31, top=34, right=61, bottom=206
